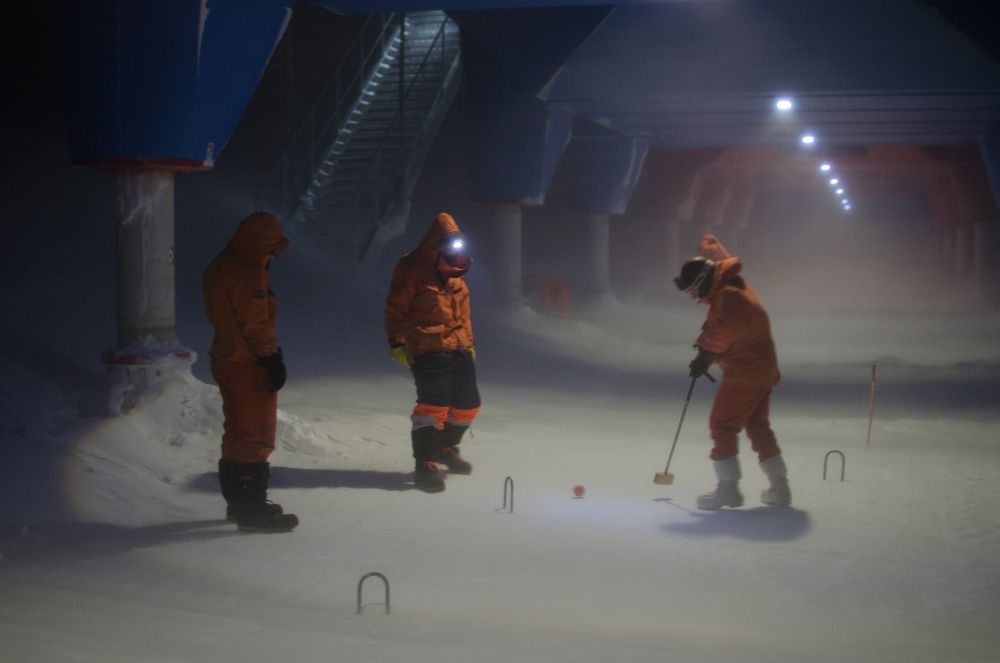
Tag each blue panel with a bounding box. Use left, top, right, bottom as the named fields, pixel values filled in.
left=462, top=33, right=575, bottom=204
left=537, top=0, right=1000, bottom=147
left=564, top=136, right=649, bottom=214
left=451, top=6, right=610, bottom=93
left=311, top=1, right=642, bottom=14
left=544, top=0, right=1000, bottom=103
left=455, top=7, right=606, bottom=203
left=63, top=0, right=292, bottom=168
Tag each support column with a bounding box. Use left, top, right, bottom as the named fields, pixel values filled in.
left=488, top=203, right=523, bottom=308
left=114, top=170, right=177, bottom=347
left=940, top=225, right=956, bottom=273
left=979, top=122, right=1000, bottom=210
left=584, top=213, right=611, bottom=297
left=665, top=217, right=682, bottom=283
left=973, top=221, right=993, bottom=304
left=106, top=170, right=194, bottom=414
left=955, top=224, right=972, bottom=274
left=727, top=226, right=743, bottom=259
left=973, top=221, right=989, bottom=278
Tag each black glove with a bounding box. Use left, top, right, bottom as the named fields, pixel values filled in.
left=258, top=349, right=287, bottom=392
left=689, top=348, right=712, bottom=379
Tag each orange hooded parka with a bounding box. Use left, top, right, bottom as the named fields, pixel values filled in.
left=202, top=212, right=289, bottom=363
left=697, top=233, right=733, bottom=261
left=385, top=213, right=473, bottom=358
left=695, top=257, right=780, bottom=387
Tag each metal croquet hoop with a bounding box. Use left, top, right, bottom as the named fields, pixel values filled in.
left=497, top=476, right=514, bottom=514
left=356, top=572, right=390, bottom=615
left=823, top=450, right=846, bottom=481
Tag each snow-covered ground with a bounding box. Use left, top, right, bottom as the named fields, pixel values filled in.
left=2, top=238, right=999, bottom=662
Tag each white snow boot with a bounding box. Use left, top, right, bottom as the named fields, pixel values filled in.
left=760, top=454, right=792, bottom=507
left=696, top=457, right=744, bottom=510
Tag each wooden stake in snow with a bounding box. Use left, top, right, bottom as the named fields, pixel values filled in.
left=865, top=363, right=877, bottom=448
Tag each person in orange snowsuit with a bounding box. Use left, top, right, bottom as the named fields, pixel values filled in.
left=203, top=212, right=297, bottom=531
left=673, top=233, right=791, bottom=510
left=385, top=212, right=479, bottom=493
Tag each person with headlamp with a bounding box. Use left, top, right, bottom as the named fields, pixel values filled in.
left=385, top=212, right=480, bottom=492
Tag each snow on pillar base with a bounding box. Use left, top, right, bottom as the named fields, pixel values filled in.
left=103, top=338, right=197, bottom=416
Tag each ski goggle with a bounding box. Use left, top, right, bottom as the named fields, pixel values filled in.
left=676, top=260, right=713, bottom=300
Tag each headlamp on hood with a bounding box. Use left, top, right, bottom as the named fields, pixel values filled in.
left=439, top=234, right=466, bottom=255
left=438, top=233, right=471, bottom=271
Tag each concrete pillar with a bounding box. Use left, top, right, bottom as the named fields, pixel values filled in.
left=955, top=224, right=972, bottom=273
left=106, top=170, right=194, bottom=414
left=665, top=217, right=682, bottom=282
left=973, top=221, right=989, bottom=278
left=727, top=227, right=742, bottom=258
left=488, top=203, right=523, bottom=307
left=584, top=213, right=612, bottom=297
left=940, top=225, right=956, bottom=272
left=114, top=170, right=177, bottom=346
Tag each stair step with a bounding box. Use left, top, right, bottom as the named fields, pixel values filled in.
left=276, top=14, right=460, bottom=263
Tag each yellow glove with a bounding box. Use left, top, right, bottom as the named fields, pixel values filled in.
left=389, top=345, right=413, bottom=368
left=469, top=346, right=477, bottom=362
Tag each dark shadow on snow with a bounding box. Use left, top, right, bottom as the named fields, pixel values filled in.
left=187, top=466, right=414, bottom=494
left=657, top=498, right=811, bottom=541
left=0, top=520, right=240, bottom=567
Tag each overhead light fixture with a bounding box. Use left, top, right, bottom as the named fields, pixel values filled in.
left=800, top=133, right=816, bottom=146
left=775, top=97, right=794, bottom=112
left=819, top=163, right=832, bottom=172
left=836, top=188, right=844, bottom=195
left=829, top=178, right=839, bottom=186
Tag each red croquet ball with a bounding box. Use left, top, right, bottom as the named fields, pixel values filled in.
left=573, top=484, right=585, bottom=498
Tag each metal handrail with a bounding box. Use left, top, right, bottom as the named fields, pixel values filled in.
left=257, top=13, right=403, bottom=216
left=346, top=16, right=456, bottom=227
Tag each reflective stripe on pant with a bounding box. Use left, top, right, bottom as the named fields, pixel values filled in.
left=708, top=381, right=780, bottom=462
left=410, top=349, right=481, bottom=430
left=211, top=358, right=277, bottom=463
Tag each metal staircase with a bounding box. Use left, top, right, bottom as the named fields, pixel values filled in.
left=259, top=11, right=461, bottom=265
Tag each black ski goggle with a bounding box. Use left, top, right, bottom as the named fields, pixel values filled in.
left=676, top=260, right=713, bottom=299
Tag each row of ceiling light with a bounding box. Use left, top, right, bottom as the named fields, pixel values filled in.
left=775, top=96, right=853, bottom=213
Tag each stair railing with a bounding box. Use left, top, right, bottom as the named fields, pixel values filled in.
left=256, top=12, right=404, bottom=219
left=346, top=15, right=460, bottom=261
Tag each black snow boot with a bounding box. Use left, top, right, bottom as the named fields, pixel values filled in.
left=436, top=423, right=472, bottom=475
left=412, top=427, right=446, bottom=493
left=219, top=460, right=283, bottom=521
left=220, top=461, right=299, bottom=532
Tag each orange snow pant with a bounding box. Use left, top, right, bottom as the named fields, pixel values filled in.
left=211, top=358, right=277, bottom=463
left=708, top=380, right=781, bottom=462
